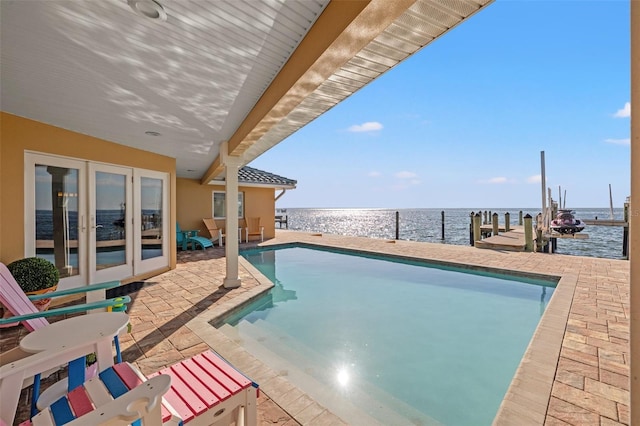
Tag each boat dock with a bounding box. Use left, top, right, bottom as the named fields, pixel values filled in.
left=475, top=226, right=530, bottom=252
left=470, top=205, right=630, bottom=257
left=582, top=219, right=628, bottom=226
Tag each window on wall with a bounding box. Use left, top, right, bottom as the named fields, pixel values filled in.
left=213, top=192, right=244, bottom=219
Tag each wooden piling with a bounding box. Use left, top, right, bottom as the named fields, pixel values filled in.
left=469, top=212, right=475, bottom=245
left=518, top=210, right=523, bottom=226
left=473, top=213, right=481, bottom=245
left=492, top=213, right=499, bottom=236
left=623, top=226, right=629, bottom=259
left=395, top=211, right=399, bottom=240
left=505, top=212, right=510, bottom=232
left=524, top=214, right=534, bottom=252
left=535, top=213, right=544, bottom=252
left=441, top=210, right=445, bottom=240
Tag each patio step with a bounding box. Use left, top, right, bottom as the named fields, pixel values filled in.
left=220, top=320, right=439, bottom=426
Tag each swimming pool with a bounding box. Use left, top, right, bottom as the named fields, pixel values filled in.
left=225, top=245, right=557, bottom=425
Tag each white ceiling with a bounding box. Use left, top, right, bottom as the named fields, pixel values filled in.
left=1, top=0, right=492, bottom=180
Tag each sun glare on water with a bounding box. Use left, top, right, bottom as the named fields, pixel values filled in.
left=336, top=367, right=350, bottom=387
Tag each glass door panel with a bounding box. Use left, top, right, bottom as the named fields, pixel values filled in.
left=134, top=170, right=169, bottom=275
left=34, top=165, right=81, bottom=279
left=140, top=177, right=163, bottom=260
left=90, top=165, right=132, bottom=282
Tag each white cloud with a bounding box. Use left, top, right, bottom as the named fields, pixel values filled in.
left=395, top=171, right=418, bottom=179
left=348, top=121, right=383, bottom=132
left=488, top=177, right=508, bottom=184
left=605, top=138, right=630, bottom=145
left=477, top=176, right=516, bottom=184
left=527, top=174, right=541, bottom=184
left=368, top=171, right=381, bottom=177
left=613, top=102, right=630, bottom=118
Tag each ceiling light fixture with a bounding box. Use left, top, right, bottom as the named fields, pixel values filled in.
left=145, top=131, right=161, bottom=136
left=128, top=0, right=167, bottom=22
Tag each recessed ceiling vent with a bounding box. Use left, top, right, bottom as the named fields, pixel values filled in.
left=127, top=0, right=167, bottom=22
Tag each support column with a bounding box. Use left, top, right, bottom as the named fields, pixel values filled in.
left=221, top=143, right=242, bottom=289
left=630, top=0, right=639, bottom=422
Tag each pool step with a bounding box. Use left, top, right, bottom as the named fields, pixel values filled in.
left=219, top=321, right=379, bottom=425
left=220, top=320, right=440, bottom=426
left=251, top=319, right=443, bottom=425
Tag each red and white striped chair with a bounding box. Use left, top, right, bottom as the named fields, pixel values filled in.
left=25, top=352, right=258, bottom=426
left=1, top=313, right=258, bottom=426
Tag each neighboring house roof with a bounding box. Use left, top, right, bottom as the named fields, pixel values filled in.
left=210, top=166, right=296, bottom=189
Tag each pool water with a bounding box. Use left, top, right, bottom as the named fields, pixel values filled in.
left=227, top=246, right=556, bottom=425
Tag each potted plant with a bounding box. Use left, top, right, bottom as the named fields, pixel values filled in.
left=7, top=257, right=60, bottom=310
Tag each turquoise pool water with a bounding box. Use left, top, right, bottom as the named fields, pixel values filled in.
left=228, top=245, right=556, bottom=425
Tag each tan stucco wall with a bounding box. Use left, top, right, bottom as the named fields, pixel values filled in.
left=0, top=112, right=177, bottom=269
left=177, top=178, right=276, bottom=240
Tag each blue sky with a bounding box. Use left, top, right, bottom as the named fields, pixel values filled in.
left=250, top=0, right=631, bottom=209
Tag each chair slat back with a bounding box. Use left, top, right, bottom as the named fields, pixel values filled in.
left=248, top=217, right=261, bottom=232
left=0, top=263, right=49, bottom=332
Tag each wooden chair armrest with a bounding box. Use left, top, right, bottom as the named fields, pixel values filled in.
left=0, top=296, right=131, bottom=325
left=27, top=280, right=121, bottom=301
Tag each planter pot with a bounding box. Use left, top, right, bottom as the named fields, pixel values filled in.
left=0, top=284, right=58, bottom=328
left=26, top=285, right=58, bottom=311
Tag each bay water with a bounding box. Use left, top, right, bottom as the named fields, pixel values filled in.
left=278, top=208, right=626, bottom=260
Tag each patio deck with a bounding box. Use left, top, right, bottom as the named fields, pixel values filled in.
left=1, top=230, right=630, bottom=425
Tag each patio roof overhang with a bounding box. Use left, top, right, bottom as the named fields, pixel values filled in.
left=1, top=0, right=493, bottom=182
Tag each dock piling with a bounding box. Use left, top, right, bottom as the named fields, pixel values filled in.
left=441, top=210, right=445, bottom=240
left=518, top=210, right=523, bottom=226
left=469, top=212, right=474, bottom=245
left=492, top=213, right=499, bottom=236
left=395, top=211, right=399, bottom=240
left=524, top=214, right=534, bottom=252
left=623, top=200, right=630, bottom=259
left=473, top=213, right=481, bottom=245
left=505, top=212, right=511, bottom=232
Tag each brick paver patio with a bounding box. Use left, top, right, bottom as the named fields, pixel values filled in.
left=1, top=230, right=630, bottom=425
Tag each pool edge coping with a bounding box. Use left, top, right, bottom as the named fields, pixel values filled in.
left=492, top=273, right=576, bottom=425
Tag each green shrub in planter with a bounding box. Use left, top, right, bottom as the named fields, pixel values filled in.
left=7, top=257, right=59, bottom=293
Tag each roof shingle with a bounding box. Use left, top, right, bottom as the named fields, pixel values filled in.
left=237, top=166, right=296, bottom=188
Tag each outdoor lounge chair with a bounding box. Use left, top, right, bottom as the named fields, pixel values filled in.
left=176, top=223, right=214, bottom=250
left=0, top=312, right=168, bottom=425
left=1, top=316, right=259, bottom=426
left=244, top=217, right=264, bottom=243
left=0, top=262, right=131, bottom=414
left=203, top=218, right=225, bottom=247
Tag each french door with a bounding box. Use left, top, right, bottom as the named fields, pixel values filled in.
left=25, top=153, right=169, bottom=291
left=89, top=163, right=133, bottom=283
